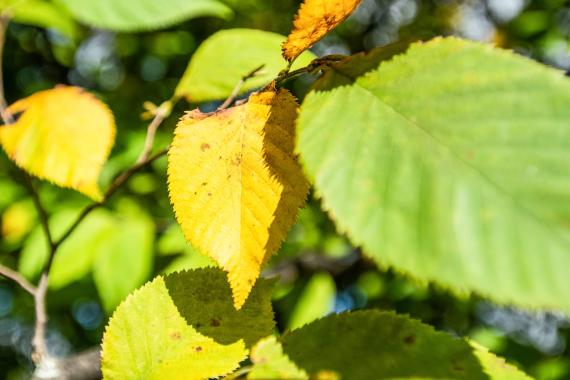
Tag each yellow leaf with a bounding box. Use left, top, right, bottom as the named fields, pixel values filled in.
left=168, top=89, right=309, bottom=309
left=282, top=0, right=362, bottom=62
left=0, top=86, right=115, bottom=201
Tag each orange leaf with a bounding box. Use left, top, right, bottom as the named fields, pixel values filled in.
left=282, top=0, right=362, bottom=62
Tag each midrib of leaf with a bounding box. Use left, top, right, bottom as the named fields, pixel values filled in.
left=353, top=80, right=570, bottom=249
left=237, top=104, right=247, bottom=256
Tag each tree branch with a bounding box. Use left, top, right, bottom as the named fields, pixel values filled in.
left=32, top=274, right=50, bottom=363
left=24, top=174, right=55, bottom=251
left=0, top=14, right=12, bottom=125
left=0, top=13, right=53, bottom=364
left=0, top=264, right=36, bottom=295
left=54, top=147, right=168, bottom=248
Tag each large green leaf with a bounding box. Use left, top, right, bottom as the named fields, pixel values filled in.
left=174, top=28, right=316, bottom=102
left=297, top=37, right=570, bottom=312
left=0, top=0, right=78, bottom=39
left=55, top=0, right=232, bottom=32
left=276, top=310, right=529, bottom=379
left=102, top=274, right=247, bottom=380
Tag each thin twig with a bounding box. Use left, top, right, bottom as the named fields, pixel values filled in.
left=24, top=174, right=55, bottom=251
left=0, top=14, right=13, bottom=125
left=136, top=101, right=172, bottom=164
left=272, top=54, right=347, bottom=88
left=0, top=264, right=36, bottom=295
left=54, top=147, right=168, bottom=248
left=218, top=64, right=266, bottom=110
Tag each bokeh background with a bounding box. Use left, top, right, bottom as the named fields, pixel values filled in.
left=1, top=0, right=570, bottom=378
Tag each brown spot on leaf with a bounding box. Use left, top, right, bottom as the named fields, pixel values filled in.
left=195, top=346, right=202, bottom=352
left=200, top=143, right=210, bottom=151
left=231, top=155, right=242, bottom=165
left=211, top=318, right=220, bottom=327
left=452, top=362, right=465, bottom=372
left=169, top=331, right=182, bottom=340
left=404, top=335, right=416, bottom=345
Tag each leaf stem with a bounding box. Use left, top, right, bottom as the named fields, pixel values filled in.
left=218, top=64, right=266, bottom=110
left=136, top=100, right=172, bottom=164
left=273, top=54, right=347, bottom=86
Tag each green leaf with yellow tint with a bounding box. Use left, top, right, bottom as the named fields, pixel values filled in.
left=168, top=89, right=309, bottom=308
left=55, top=0, right=232, bottom=32
left=297, top=37, right=570, bottom=312
left=102, top=274, right=247, bottom=380
left=175, top=29, right=316, bottom=103
left=0, top=86, right=115, bottom=201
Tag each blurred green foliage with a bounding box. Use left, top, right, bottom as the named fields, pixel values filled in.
left=1, top=0, right=570, bottom=378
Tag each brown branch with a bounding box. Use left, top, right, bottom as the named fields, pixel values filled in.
left=272, top=54, right=347, bottom=87
left=54, top=147, right=168, bottom=248
left=32, top=274, right=49, bottom=363
left=0, top=14, right=12, bottom=125
left=24, top=176, right=56, bottom=364
left=24, top=174, right=55, bottom=251
left=0, top=264, right=36, bottom=295
left=218, top=64, right=265, bottom=110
